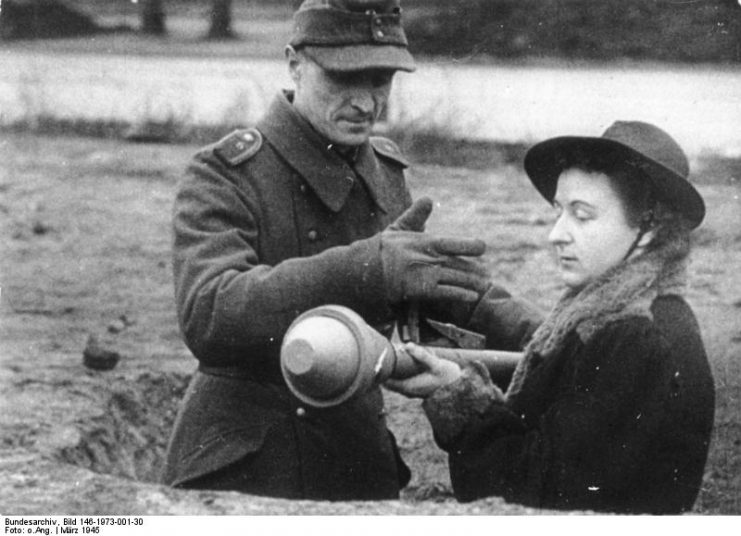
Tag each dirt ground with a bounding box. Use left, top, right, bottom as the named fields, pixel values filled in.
left=0, top=132, right=739, bottom=515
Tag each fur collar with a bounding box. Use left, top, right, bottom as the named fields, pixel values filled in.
left=506, top=237, right=688, bottom=398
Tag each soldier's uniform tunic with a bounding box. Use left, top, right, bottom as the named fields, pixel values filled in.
left=162, top=90, right=412, bottom=500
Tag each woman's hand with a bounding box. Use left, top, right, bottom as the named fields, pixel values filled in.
left=383, top=342, right=463, bottom=398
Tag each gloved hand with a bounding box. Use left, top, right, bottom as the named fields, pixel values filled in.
left=380, top=199, right=491, bottom=304
left=387, top=196, right=433, bottom=232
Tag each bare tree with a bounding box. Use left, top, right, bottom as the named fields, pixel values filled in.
left=207, top=0, right=235, bottom=40
left=140, top=0, right=166, bottom=36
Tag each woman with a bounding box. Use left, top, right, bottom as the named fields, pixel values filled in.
left=386, top=121, right=715, bottom=514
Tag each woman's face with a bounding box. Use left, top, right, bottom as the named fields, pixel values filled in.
left=548, top=168, right=642, bottom=290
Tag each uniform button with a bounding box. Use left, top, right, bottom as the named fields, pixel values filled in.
left=345, top=176, right=354, bottom=184
left=235, top=141, right=245, bottom=150
left=376, top=30, right=384, bottom=38
left=299, top=184, right=307, bottom=193
left=307, top=230, right=318, bottom=241
left=296, top=407, right=306, bottom=417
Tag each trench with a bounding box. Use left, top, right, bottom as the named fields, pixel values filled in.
left=55, top=372, right=190, bottom=484
left=47, top=371, right=460, bottom=503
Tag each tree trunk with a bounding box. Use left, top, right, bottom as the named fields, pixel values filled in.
left=207, top=0, right=235, bottom=40
left=140, top=0, right=166, bottom=36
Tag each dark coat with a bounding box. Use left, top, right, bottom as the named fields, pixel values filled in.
left=424, top=294, right=715, bottom=514
left=162, top=91, right=412, bottom=500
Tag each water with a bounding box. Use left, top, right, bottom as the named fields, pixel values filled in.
left=1, top=49, right=739, bottom=156
left=392, top=62, right=741, bottom=158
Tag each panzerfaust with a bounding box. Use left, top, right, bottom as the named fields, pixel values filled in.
left=280, top=305, right=523, bottom=408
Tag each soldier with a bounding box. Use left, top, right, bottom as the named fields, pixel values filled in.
left=161, top=0, right=493, bottom=500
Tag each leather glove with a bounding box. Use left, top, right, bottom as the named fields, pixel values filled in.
left=381, top=197, right=491, bottom=304
left=387, top=196, right=433, bottom=232
left=380, top=231, right=490, bottom=304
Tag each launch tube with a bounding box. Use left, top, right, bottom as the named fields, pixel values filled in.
left=281, top=305, right=522, bottom=408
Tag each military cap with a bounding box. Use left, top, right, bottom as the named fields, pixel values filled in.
left=289, top=0, right=415, bottom=72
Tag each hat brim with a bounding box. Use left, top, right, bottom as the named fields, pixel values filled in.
left=523, top=136, right=705, bottom=228
left=302, top=44, right=416, bottom=72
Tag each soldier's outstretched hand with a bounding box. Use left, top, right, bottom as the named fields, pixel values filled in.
left=387, top=196, right=433, bottom=232
left=379, top=229, right=491, bottom=304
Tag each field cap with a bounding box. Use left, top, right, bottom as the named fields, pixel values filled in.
left=289, top=0, right=415, bottom=72
left=524, top=121, right=705, bottom=228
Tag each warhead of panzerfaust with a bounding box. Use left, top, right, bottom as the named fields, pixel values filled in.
left=280, top=305, right=522, bottom=408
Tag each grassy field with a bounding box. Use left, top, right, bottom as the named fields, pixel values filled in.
left=0, top=132, right=738, bottom=514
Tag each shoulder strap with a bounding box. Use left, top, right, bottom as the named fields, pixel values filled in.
left=370, top=136, right=409, bottom=168
left=213, top=128, right=263, bottom=166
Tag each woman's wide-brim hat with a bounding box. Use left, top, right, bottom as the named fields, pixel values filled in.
left=523, top=121, right=705, bottom=228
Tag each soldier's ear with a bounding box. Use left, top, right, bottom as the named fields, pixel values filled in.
left=286, top=45, right=302, bottom=84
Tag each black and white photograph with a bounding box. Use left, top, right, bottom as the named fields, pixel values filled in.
left=0, top=0, right=739, bottom=524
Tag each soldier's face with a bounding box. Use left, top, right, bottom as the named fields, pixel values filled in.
left=290, top=52, right=395, bottom=146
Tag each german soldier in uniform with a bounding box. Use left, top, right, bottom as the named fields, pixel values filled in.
left=161, top=0, right=493, bottom=500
